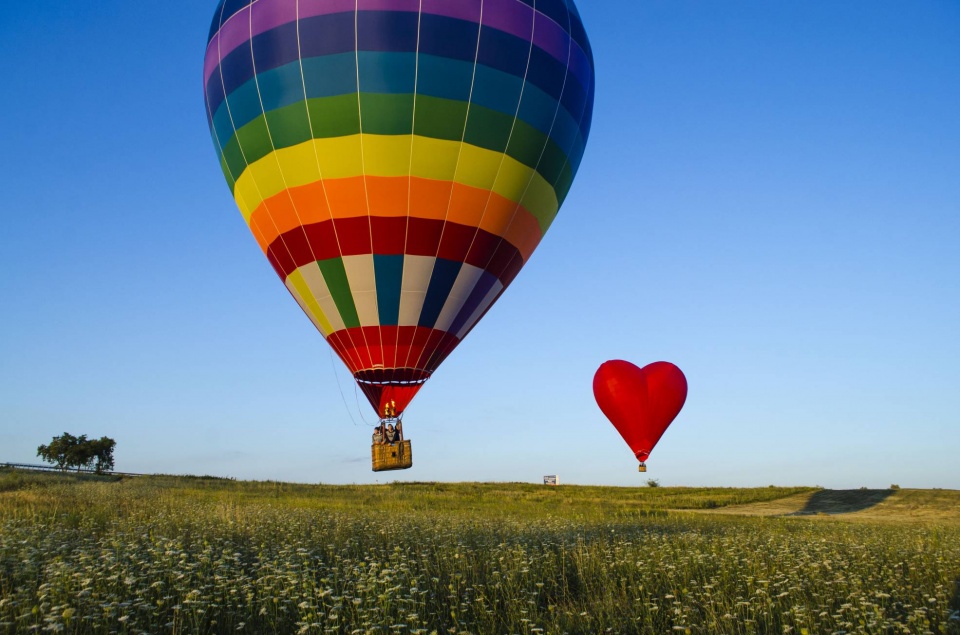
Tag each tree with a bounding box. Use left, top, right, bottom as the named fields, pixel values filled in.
left=37, top=433, right=116, bottom=473
left=37, top=432, right=79, bottom=471
left=90, top=437, right=116, bottom=474
left=67, top=434, right=92, bottom=472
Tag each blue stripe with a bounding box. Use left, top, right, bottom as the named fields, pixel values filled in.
left=302, top=53, right=359, bottom=99
left=374, top=255, right=404, bottom=326
left=258, top=62, right=308, bottom=113
left=210, top=54, right=588, bottom=165
left=359, top=52, right=416, bottom=94
left=418, top=259, right=462, bottom=329
left=210, top=0, right=249, bottom=42
left=416, top=55, right=473, bottom=103
left=206, top=11, right=590, bottom=126
left=357, top=10, right=419, bottom=52
left=212, top=55, right=356, bottom=154
left=531, top=0, right=571, bottom=30
left=218, top=79, right=262, bottom=142
left=207, top=0, right=229, bottom=43
left=469, top=62, right=524, bottom=119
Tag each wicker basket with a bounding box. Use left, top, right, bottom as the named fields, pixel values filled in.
left=371, top=440, right=412, bottom=472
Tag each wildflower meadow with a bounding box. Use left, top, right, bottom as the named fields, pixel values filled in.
left=0, top=471, right=957, bottom=634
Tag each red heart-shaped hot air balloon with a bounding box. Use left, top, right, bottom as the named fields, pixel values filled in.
left=593, top=360, right=688, bottom=465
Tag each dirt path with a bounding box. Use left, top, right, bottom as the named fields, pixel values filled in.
left=695, top=489, right=960, bottom=524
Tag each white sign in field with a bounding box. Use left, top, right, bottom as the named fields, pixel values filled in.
left=543, top=475, right=559, bottom=486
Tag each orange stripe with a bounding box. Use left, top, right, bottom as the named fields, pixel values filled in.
left=369, top=176, right=413, bottom=217
left=323, top=177, right=367, bottom=219
left=410, top=178, right=455, bottom=220
left=505, top=210, right=544, bottom=259
left=248, top=176, right=544, bottom=259
left=249, top=187, right=332, bottom=254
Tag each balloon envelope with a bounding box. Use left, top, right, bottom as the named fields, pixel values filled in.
left=593, top=360, right=688, bottom=462
left=204, top=0, right=595, bottom=416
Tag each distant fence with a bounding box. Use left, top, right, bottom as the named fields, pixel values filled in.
left=1, top=462, right=145, bottom=477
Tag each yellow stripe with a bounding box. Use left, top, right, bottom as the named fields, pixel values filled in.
left=286, top=269, right=334, bottom=337
left=234, top=188, right=256, bottom=221
left=232, top=135, right=560, bottom=232
left=411, top=135, right=461, bottom=180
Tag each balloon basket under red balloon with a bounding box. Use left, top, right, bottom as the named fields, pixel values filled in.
left=371, top=440, right=413, bottom=472
left=638, top=463, right=647, bottom=473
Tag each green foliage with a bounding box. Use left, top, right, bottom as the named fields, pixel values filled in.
left=0, top=476, right=957, bottom=634
left=88, top=436, right=116, bottom=473
left=36, top=433, right=116, bottom=473
left=36, top=432, right=79, bottom=470
left=646, top=478, right=660, bottom=488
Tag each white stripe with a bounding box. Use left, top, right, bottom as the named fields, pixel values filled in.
left=398, top=255, right=435, bottom=326
left=434, top=263, right=485, bottom=333
left=342, top=254, right=379, bottom=327
left=300, top=264, right=346, bottom=332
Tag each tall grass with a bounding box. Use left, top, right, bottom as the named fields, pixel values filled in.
left=0, top=473, right=957, bottom=634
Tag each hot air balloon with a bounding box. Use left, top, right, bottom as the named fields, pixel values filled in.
left=593, top=361, right=687, bottom=472
left=204, top=0, right=595, bottom=469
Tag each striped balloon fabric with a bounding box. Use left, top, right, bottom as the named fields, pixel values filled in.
left=204, top=0, right=595, bottom=416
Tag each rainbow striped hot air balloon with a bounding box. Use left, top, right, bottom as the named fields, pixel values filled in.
left=203, top=0, right=594, bottom=419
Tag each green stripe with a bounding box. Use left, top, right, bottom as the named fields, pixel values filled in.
left=414, top=98, right=468, bottom=140
left=220, top=94, right=573, bottom=202
left=307, top=94, right=360, bottom=139
left=267, top=102, right=312, bottom=150
left=222, top=118, right=272, bottom=183
left=360, top=93, right=415, bottom=135
left=462, top=105, right=512, bottom=154
left=218, top=152, right=235, bottom=191
left=317, top=259, right=360, bottom=329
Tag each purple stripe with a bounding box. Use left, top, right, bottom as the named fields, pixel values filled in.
left=533, top=10, right=570, bottom=68
left=421, top=0, right=481, bottom=24
left=447, top=271, right=498, bottom=337
left=205, top=0, right=352, bottom=83
left=251, top=0, right=299, bottom=43
left=483, top=0, right=533, bottom=40
left=221, top=5, right=251, bottom=71
left=301, top=0, right=357, bottom=17
left=481, top=0, right=590, bottom=88
left=204, top=0, right=591, bottom=88
left=357, top=0, right=420, bottom=10
left=205, top=5, right=250, bottom=85
left=205, top=36, right=218, bottom=85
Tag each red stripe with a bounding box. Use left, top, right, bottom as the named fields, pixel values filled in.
left=327, top=325, right=461, bottom=376
left=266, top=217, right=523, bottom=283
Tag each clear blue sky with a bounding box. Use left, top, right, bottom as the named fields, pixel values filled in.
left=2, top=1, right=958, bottom=488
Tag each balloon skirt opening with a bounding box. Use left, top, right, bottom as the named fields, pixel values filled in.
left=372, top=440, right=413, bottom=472
left=355, top=369, right=429, bottom=417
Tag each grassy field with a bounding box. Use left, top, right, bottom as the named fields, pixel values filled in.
left=0, top=470, right=958, bottom=634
